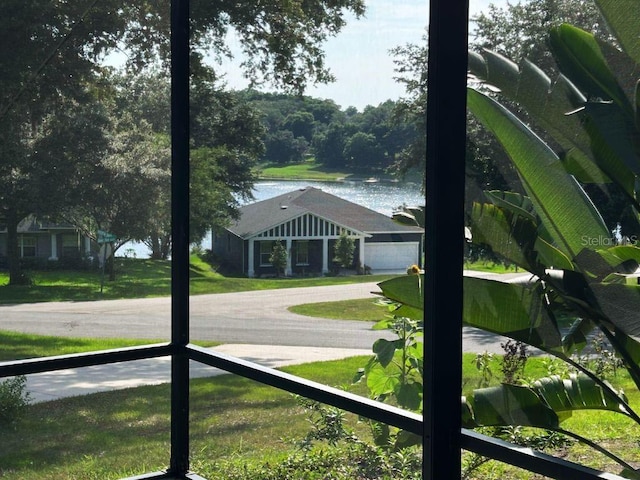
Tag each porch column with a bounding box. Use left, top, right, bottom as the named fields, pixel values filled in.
left=49, top=234, right=58, bottom=260
left=322, top=238, right=329, bottom=274
left=248, top=239, right=255, bottom=277
left=285, top=238, right=292, bottom=276
left=359, top=237, right=365, bottom=270
left=84, top=236, right=91, bottom=256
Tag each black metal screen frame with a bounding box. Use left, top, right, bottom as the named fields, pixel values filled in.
left=0, top=1, right=627, bottom=479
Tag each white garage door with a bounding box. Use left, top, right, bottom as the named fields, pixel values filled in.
left=365, top=242, right=420, bottom=271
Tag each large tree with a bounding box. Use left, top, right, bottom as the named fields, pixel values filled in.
left=1, top=0, right=366, bottom=282
left=0, top=1, right=121, bottom=284
left=105, top=71, right=264, bottom=257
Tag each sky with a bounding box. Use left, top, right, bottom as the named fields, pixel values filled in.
left=216, top=0, right=497, bottom=111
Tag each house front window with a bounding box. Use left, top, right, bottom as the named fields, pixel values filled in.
left=20, top=236, right=36, bottom=257
left=296, top=240, right=309, bottom=266
left=259, top=241, right=273, bottom=266
left=62, top=233, right=79, bottom=257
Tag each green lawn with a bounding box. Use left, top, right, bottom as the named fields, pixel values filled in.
left=0, top=330, right=219, bottom=362
left=0, top=255, right=395, bottom=304
left=463, top=259, right=519, bottom=274
left=256, top=159, right=394, bottom=182
left=0, top=356, right=371, bottom=479
left=3, top=257, right=636, bottom=477
left=2, top=348, right=638, bottom=479
left=288, top=298, right=385, bottom=322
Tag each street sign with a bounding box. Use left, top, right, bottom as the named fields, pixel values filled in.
left=97, top=230, right=117, bottom=244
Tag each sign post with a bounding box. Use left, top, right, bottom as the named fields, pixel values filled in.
left=97, top=230, right=117, bottom=293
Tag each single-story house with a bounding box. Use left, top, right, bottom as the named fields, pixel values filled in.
left=212, top=186, right=424, bottom=277
left=0, top=215, right=92, bottom=264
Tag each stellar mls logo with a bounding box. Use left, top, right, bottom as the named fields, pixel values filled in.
left=581, top=235, right=638, bottom=246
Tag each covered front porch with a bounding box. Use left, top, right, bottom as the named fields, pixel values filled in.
left=243, top=211, right=367, bottom=277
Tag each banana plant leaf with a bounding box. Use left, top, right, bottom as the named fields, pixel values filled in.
left=595, top=0, right=640, bottom=66
left=467, top=88, right=610, bottom=261
left=573, top=248, right=624, bottom=281
left=464, top=383, right=559, bottom=429
left=469, top=202, right=539, bottom=272
left=483, top=190, right=537, bottom=223
left=582, top=102, right=640, bottom=202
left=534, top=237, right=575, bottom=271
left=596, top=245, right=640, bottom=271
left=468, top=50, right=593, bottom=165
left=463, top=374, right=630, bottom=430
left=377, top=275, right=423, bottom=312
left=463, top=276, right=565, bottom=354
left=549, top=24, right=633, bottom=116
left=590, top=284, right=640, bottom=341
left=469, top=43, right=636, bottom=203
left=484, top=190, right=563, bottom=254
left=562, top=147, right=613, bottom=184
left=532, top=374, right=628, bottom=414
left=561, top=317, right=594, bottom=354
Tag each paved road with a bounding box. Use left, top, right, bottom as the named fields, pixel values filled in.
left=1, top=271, right=528, bottom=402
left=0, top=283, right=390, bottom=349
left=0, top=271, right=526, bottom=351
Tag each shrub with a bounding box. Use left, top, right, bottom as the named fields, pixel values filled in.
left=0, top=376, right=31, bottom=430
left=204, top=397, right=422, bottom=480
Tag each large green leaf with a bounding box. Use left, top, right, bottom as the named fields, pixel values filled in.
left=467, top=88, right=610, bottom=261
left=590, top=284, right=640, bottom=341
left=463, top=276, right=564, bottom=354
left=467, top=383, right=559, bottom=429
left=469, top=202, right=539, bottom=272
left=562, top=147, right=613, bottom=184
left=582, top=101, right=640, bottom=201
left=532, top=374, right=627, bottom=415
left=465, top=374, right=630, bottom=429
left=366, top=361, right=400, bottom=397
left=377, top=275, right=423, bottom=312
left=595, top=0, right=640, bottom=66
left=596, top=245, right=640, bottom=272
left=534, top=237, right=575, bottom=272
left=549, top=24, right=633, bottom=116
left=372, top=338, right=399, bottom=368
left=469, top=51, right=594, bottom=165
left=484, top=190, right=537, bottom=223
left=561, top=317, right=593, bottom=355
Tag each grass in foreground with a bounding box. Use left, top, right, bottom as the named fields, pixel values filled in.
left=2, top=352, right=640, bottom=479
left=0, top=256, right=394, bottom=304
left=0, top=357, right=370, bottom=479
left=0, top=330, right=219, bottom=362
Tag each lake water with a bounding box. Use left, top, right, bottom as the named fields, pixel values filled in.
left=122, top=179, right=424, bottom=258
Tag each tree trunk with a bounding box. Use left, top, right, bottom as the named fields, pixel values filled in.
left=160, top=234, right=171, bottom=260
left=6, top=209, right=27, bottom=285
left=148, top=235, right=162, bottom=260
left=147, top=233, right=172, bottom=260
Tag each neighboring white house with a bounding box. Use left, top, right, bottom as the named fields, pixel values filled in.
left=212, top=187, right=424, bottom=277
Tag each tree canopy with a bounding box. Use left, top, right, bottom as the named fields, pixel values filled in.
left=0, top=0, right=367, bottom=282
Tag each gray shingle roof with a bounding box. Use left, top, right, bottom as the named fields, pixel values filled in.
left=228, top=186, right=423, bottom=238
